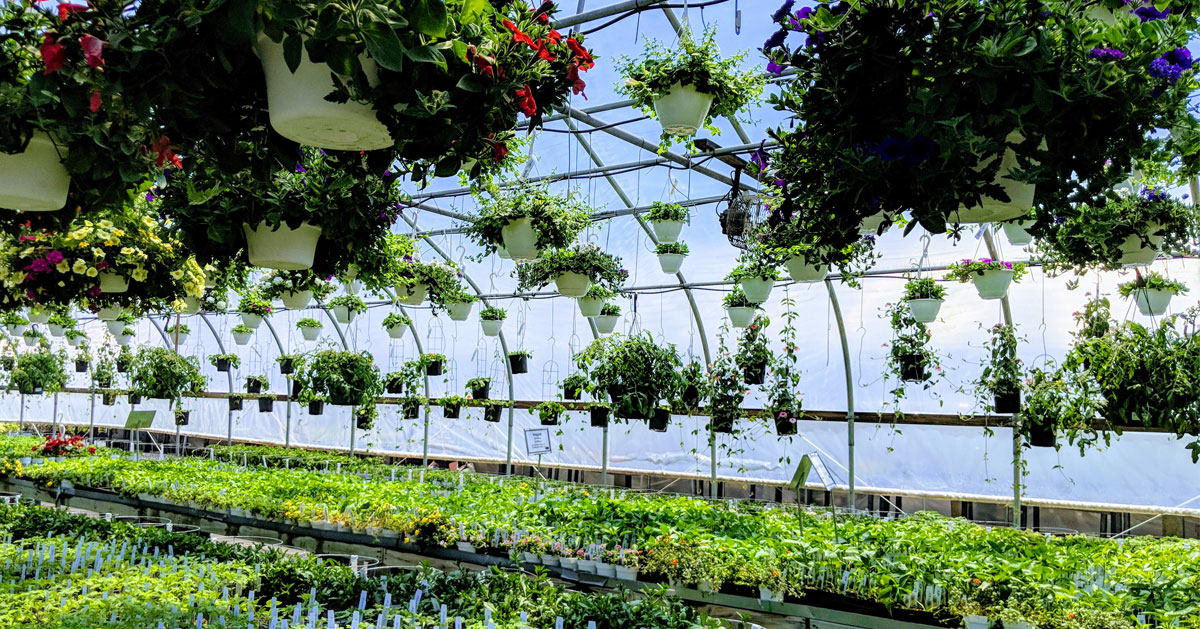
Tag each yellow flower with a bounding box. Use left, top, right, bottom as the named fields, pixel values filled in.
left=91, top=248, right=105, bottom=259
left=20, top=247, right=33, bottom=258
left=171, top=270, right=184, bottom=280
left=55, top=261, right=69, bottom=273
left=98, top=220, right=114, bottom=230
left=103, top=240, right=118, bottom=247
left=121, top=247, right=135, bottom=255
left=72, top=259, right=87, bottom=274
left=85, top=268, right=98, bottom=278
left=131, top=267, right=148, bottom=282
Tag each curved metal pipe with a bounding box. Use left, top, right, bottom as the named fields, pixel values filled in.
left=982, top=228, right=1020, bottom=529
left=260, top=316, right=294, bottom=447
left=315, top=300, right=350, bottom=350
left=148, top=315, right=173, bottom=348
left=379, top=286, right=430, bottom=464
left=198, top=312, right=236, bottom=446
left=825, top=280, right=856, bottom=511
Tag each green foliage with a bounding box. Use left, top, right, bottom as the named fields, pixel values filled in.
left=465, top=377, right=491, bottom=392
left=257, top=270, right=335, bottom=301
left=299, top=350, right=383, bottom=410
left=645, top=202, right=690, bottom=223
left=726, top=252, right=781, bottom=283
left=296, top=317, right=323, bottom=329
left=129, top=348, right=206, bottom=403
left=231, top=323, right=253, bottom=335
left=903, top=277, right=947, bottom=301
left=328, top=295, right=368, bottom=314
left=574, top=333, right=682, bottom=420
left=655, top=242, right=688, bottom=255
left=515, top=245, right=628, bottom=292
left=945, top=259, right=1027, bottom=283
left=600, top=303, right=622, bottom=317
left=237, top=291, right=274, bottom=317
left=721, top=287, right=756, bottom=309
left=734, top=315, right=772, bottom=372
left=479, top=307, right=507, bottom=321
left=209, top=353, right=241, bottom=370
left=1041, top=189, right=1198, bottom=270
left=534, top=400, right=565, bottom=423
left=382, top=312, right=412, bottom=329
left=6, top=349, right=67, bottom=395
left=463, top=184, right=592, bottom=256
left=980, top=324, right=1024, bottom=395
left=1117, top=271, right=1189, bottom=297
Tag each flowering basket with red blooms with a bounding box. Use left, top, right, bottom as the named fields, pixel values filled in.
left=31, top=433, right=95, bottom=458
left=0, top=1, right=167, bottom=227
left=127, top=0, right=596, bottom=183
left=0, top=197, right=205, bottom=312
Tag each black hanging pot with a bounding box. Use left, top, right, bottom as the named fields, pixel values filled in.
left=329, top=391, right=354, bottom=406
left=508, top=354, right=528, bottom=374
left=174, top=411, right=189, bottom=426
left=540, top=412, right=560, bottom=426
left=386, top=380, right=404, bottom=395
left=116, top=358, right=129, bottom=373
left=356, top=414, right=373, bottom=430
left=443, top=403, right=461, bottom=419
left=228, top=396, right=243, bottom=411
left=563, top=384, right=582, bottom=400
left=1028, top=420, right=1055, bottom=448
left=403, top=400, right=420, bottom=419
left=0, top=357, right=13, bottom=370
left=216, top=358, right=231, bottom=372
left=711, top=411, right=735, bottom=434
left=74, top=360, right=88, bottom=373
left=291, top=379, right=304, bottom=398
left=590, top=406, right=609, bottom=427
left=681, top=384, right=700, bottom=409
left=425, top=359, right=443, bottom=377
left=470, top=382, right=490, bottom=400
left=102, top=393, right=116, bottom=406
left=774, top=412, right=798, bottom=436
left=95, top=376, right=113, bottom=389
left=994, top=389, right=1021, bottom=415
left=308, top=400, right=325, bottom=415
left=128, top=394, right=141, bottom=405
left=649, top=408, right=669, bottom=432
left=279, top=358, right=294, bottom=375
left=246, top=378, right=262, bottom=394
left=897, top=354, right=928, bottom=383
left=743, top=363, right=767, bottom=386
left=615, top=395, right=651, bottom=421
left=258, top=397, right=274, bottom=413
left=484, top=405, right=502, bottom=423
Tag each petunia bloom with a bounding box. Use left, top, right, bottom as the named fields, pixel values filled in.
left=80, top=34, right=105, bottom=68
left=566, top=38, right=594, bottom=70
left=41, top=36, right=66, bottom=74
left=515, top=84, right=537, bottom=116
left=58, top=3, right=88, bottom=21
left=567, top=64, right=586, bottom=98
left=89, top=89, right=101, bottom=112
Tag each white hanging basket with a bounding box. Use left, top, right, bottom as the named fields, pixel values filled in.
left=578, top=297, right=604, bottom=318
left=331, top=305, right=356, bottom=324
left=1001, top=220, right=1035, bottom=246
left=784, top=257, right=828, bottom=282
left=593, top=314, right=619, bottom=334
left=22, top=335, right=36, bottom=347
left=98, top=272, right=129, bottom=294
left=115, top=333, right=133, bottom=346
left=446, top=302, right=474, bottom=322
left=652, top=83, right=715, bottom=137
left=954, top=131, right=1040, bottom=224
left=657, top=253, right=685, bottom=274
left=301, top=326, right=321, bottom=341
left=233, top=331, right=253, bottom=346
left=343, top=280, right=361, bottom=295
left=965, top=616, right=990, bottom=629
left=105, top=320, right=125, bottom=336
left=649, top=220, right=685, bottom=243
left=67, top=334, right=84, bottom=347
left=97, top=307, right=122, bottom=321
left=240, top=313, right=264, bottom=329
left=47, top=324, right=65, bottom=337
left=481, top=319, right=503, bottom=337
left=256, top=35, right=392, bottom=151
left=726, top=306, right=757, bottom=328
left=496, top=246, right=512, bottom=260
left=165, top=330, right=188, bottom=345
left=739, top=278, right=775, bottom=304
left=26, top=309, right=50, bottom=325
left=4, top=323, right=25, bottom=337
left=399, top=283, right=428, bottom=306
left=971, top=269, right=1015, bottom=300
left=179, top=296, right=201, bottom=314
left=0, top=132, right=70, bottom=212
left=386, top=324, right=407, bottom=339
left=1117, top=225, right=1163, bottom=266
left=859, top=212, right=887, bottom=235
left=500, top=218, right=539, bottom=261
left=1133, top=288, right=1174, bottom=316
left=280, top=290, right=313, bottom=310
left=243, top=221, right=323, bottom=270
left=906, top=298, right=944, bottom=323
left=554, top=272, right=592, bottom=298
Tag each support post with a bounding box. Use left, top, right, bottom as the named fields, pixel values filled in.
left=506, top=406, right=515, bottom=476
left=88, top=391, right=95, bottom=442
left=981, top=228, right=1021, bottom=529
left=825, top=279, right=856, bottom=511
left=422, top=406, right=430, bottom=467
left=349, top=406, right=356, bottom=455
left=52, top=392, right=58, bottom=434
left=600, top=424, right=609, bottom=485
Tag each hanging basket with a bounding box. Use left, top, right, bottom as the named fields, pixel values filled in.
left=106, top=320, right=126, bottom=336
left=98, top=272, right=129, bottom=294
left=280, top=290, right=313, bottom=310
left=774, top=413, right=798, bottom=436
left=74, top=360, right=88, bottom=373
left=649, top=408, right=669, bottom=432
left=481, top=319, right=503, bottom=337
left=446, top=302, right=473, bottom=322
left=308, top=400, right=325, bottom=415
left=1027, top=421, right=1055, bottom=448
left=953, top=131, right=1040, bottom=224
left=743, top=363, right=767, bottom=386
left=279, top=358, right=295, bottom=375
left=47, top=324, right=65, bottom=337
left=243, top=221, right=323, bottom=270
left=1117, top=226, right=1163, bottom=266
left=539, top=412, right=560, bottom=426
left=398, top=283, right=428, bottom=306
left=508, top=354, right=528, bottom=374
left=484, top=405, right=503, bottom=423
left=726, top=306, right=756, bottom=328
left=233, top=331, right=253, bottom=346
left=0, top=132, right=70, bottom=213
left=496, top=245, right=512, bottom=260
left=711, top=412, right=735, bottom=434
left=993, top=388, right=1021, bottom=414
left=174, top=410, right=189, bottom=426
left=739, top=278, right=774, bottom=304
left=442, top=403, right=462, bottom=419
left=590, top=406, right=609, bottom=427
left=179, top=296, right=201, bottom=314
left=4, top=324, right=25, bottom=337
left=216, top=358, right=232, bottom=372
left=470, top=382, right=490, bottom=400
left=656, top=253, right=685, bottom=274
left=343, top=279, right=361, bottom=295
left=500, top=217, right=539, bottom=261
left=258, top=397, right=275, bottom=413
left=115, top=333, right=133, bottom=346
left=255, top=34, right=392, bottom=151
left=26, top=309, right=50, bottom=325
left=128, top=394, right=142, bottom=405
left=784, top=257, right=828, bottom=283
left=858, top=212, right=887, bottom=235
left=652, top=83, right=715, bottom=137
left=403, top=400, right=421, bottom=419
left=563, top=383, right=582, bottom=400
left=649, top=220, right=685, bottom=243
left=593, top=315, right=619, bottom=334
left=386, top=324, right=407, bottom=339
left=1133, top=288, right=1174, bottom=316
left=425, top=359, right=444, bottom=377
left=240, top=313, right=264, bottom=329
left=554, top=272, right=592, bottom=298
left=301, top=327, right=320, bottom=341
left=577, top=297, right=604, bottom=318
left=1002, top=221, right=1035, bottom=246
left=97, top=307, right=122, bottom=321
left=970, top=269, right=1014, bottom=300
left=228, top=397, right=243, bottom=411
left=331, top=305, right=356, bottom=324
left=897, top=354, right=929, bottom=383
left=246, top=378, right=263, bottom=394
left=906, top=298, right=944, bottom=324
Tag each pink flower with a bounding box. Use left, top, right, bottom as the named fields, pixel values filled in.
left=80, top=34, right=105, bottom=68
left=45, top=250, right=64, bottom=264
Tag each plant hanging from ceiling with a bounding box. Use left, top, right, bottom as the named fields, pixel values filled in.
left=574, top=333, right=682, bottom=421
left=514, top=245, right=628, bottom=296
left=463, top=183, right=592, bottom=260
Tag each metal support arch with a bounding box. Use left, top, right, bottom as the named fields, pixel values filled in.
left=377, top=286, right=431, bottom=464
left=260, top=316, right=295, bottom=448
left=824, top=280, right=857, bottom=511
left=197, top=313, right=236, bottom=446
left=982, top=228, right=1021, bottom=529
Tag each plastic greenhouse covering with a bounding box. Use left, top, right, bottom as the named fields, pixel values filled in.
left=3, top=1, right=1200, bottom=519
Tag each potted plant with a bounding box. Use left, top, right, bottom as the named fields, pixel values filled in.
left=980, top=325, right=1024, bottom=415
left=7, top=349, right=67, bottom=395
left=886, top=303, right=938, bottom=385
left=328, top=295, right=367, bottom=324
left=722, top=288, right=758, bottom=329
left=903, top=278, right=948, bottom=324
left=401, top=396, right=425, bottom=420
left=108, top=312, right=136, bottom=337
left=231, top=324, right=254, bottom=346
left=946, top=259, right=1027, bottom=301
left=1118, top=271, right=1187, bottom=316
left=480, top=307, right=506, bottom=337
left=389, top=258, right=460, bottom=307
left=258, top=396, right=275, bottom=413
left=246, top=375, right=268, bottom=395
left=574, top=333, right=682, bottom=422
left=228, top=395, right=244, bottom=411
left=2, top=312, right=28, bottom=337
left=115, top=326, right=136, bottom=346
left=385, top=370, right=411, bottom=396
left=655, top=242, right=688, bottom=274
left=46, top=312, right=74, bottom=338
left=441, top=291, right=478, bottom=322
left=300, top=350, right=382, bottom=410
left=535, top=401, right=565, bottom=426
left=22, top=329, right=44, bottom=348
left=594, top=303, right=622, bottom=335
left=73, top=346, right=91, bottom=373
left=514, top=244, right=628, bottom=298
left=466, top=377, right=491, bottom=401
left=440, top=395, right=467, bottom=419
left=237, top=292, right=273, bottom=329
left=1022, top=368, right=1066, bottom=448
left=508, top=350, right=531, bottom=375
left=676, top=362, right=707, bottom=410
left=707, top=352, right=744, bottom=434
left=64, top=329, right=87, bottom=348
left=1042, top=186, right=1197, bottom=268
left=649, top=407, right=670, bottom=432
left=422, top=353, right=447, bottom=377
left=297, top=317, right=324, bottom=341
left=589, top=402, right=611, bottom=427
left=174, top=408, right=190, bottom=426
left=276, top=353, right=299, bottom=375
left=116, top=347, right=132, bottom=373
left=644, top=201, right=690, bottom=243
left=482, top=400, right=505, bottom=423
left=91, top=353, right=115, bottom=390
left=616, top=26, right=763, bottom=141
left=129, top=347, right=207, bottom=404
left=735, top=316, right=772, bottom=386
left=464, top=184, right=592, bottom=261
left=727, top=255, right=780, bottom=305
left=210, top=353, right=240, bottom=373
left=562, top=373, right=589, bottom=400
left=578, top=286, right=614, bottom=318
left=258, top=269, right=335, bottom=311
left=308, top=397, right=327, bottom=416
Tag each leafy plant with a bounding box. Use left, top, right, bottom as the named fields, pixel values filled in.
left=1042, top=187, right=1198, bottom=270
left=507, top=350, right=532, bottom=358
left=299, top=350, right=382, bottom=411
left=231, top=323, right=253, bottom=335
left=734, top=315, right=772, bottom=374
left=903, top=277, right=947, bottom=301
left=209, top=353, right=241, bottom=370
left=463, top=184, right=591, bottom=257
left=296, top=318, right=324, bottom=329
left=257, top=270, right=335, bottom=301
left=6, top=349, right=67, bottom=395
left=328, top=295, right=367, bottom=314
left=645, top=202, right=690, bottom=223
left=480, top=307, right=507, bottom=321
left=534, top=400, right=565, bottom=424
left=574, top=333, right=681, bottom=420
left=465, top=377, right=491, bottom=392
left=655, top=242, right=688, bottom=255
left=980, top=324, right=1024, bottom=396
left=726, top=254, right=781, bottom=283
left=164, top=323, right=190, bottom=336
left=1118, top=271, right=1189, bottom=297
left=583, top=285, right=617, bottom=301
left=237, top=291, right=274, bottom=317
left=515, top=244, right=628, bottom=292
left=129, top=348, right=206, bottom=404
left=945, top=259, right=1027, bottom=283
left=600, top=303, right=622, bottom=317
left=722, top=288, right=757, bottom=309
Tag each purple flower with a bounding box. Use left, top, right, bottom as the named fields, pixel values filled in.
left=763, top=29, right=787, bottom=50
left=790, top=7, right=814, bottom=28
left=1142, top=186, right=1169, bottom=202
left=1133, top=5, right=1169, bottom=21
left=1150, top=57, right=1184, bottom=83
left=145, top=191, right=156, bottom=202
left=1089, top=47, right=1125, bottom=61
left=750, top=143, right=770, bottom=169
left=295, top=163, right=307, bottom=173
left=876, top=137, right=907, bottom=162
left=45, top=250, right=64, bottom=265
left=772, top=0, right=795, bottom=22
left=766, top=60, right=786, bottom=75
left=1166, top=47, right=1192, bottom=67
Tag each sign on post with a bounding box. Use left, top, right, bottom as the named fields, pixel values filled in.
left=524, top=428, right=552, bottom=455
left=124, top=410, right=155, bottom=429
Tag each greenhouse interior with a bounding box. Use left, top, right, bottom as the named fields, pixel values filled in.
left=1, top=0, right=1199, bottom=627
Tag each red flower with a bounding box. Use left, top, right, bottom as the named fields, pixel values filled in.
left=536, top=13, right=550, bottom=25
left=566, top=38, right=594, bottom=70
left=150, top=135, right=182, bottom=168
left=41, top=36, right=66, bottom=74
left=58, top=3, right=89, bottom=21
left=492, top=141, right=509, bottom=162
left=533, top=44, right=556, bottom=62
left=503, top=19, right=536, bottom=49
left=80, top=34, right=105, bottom=68
left=473, top=54, right=497, bottom=79
left=89, top=89, right=101, bottom=112
left=515, top=84, right=537, bottom=117
left=567, top=64, right=587, bottom=99
left=545, top=29, right=563, bottom=45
